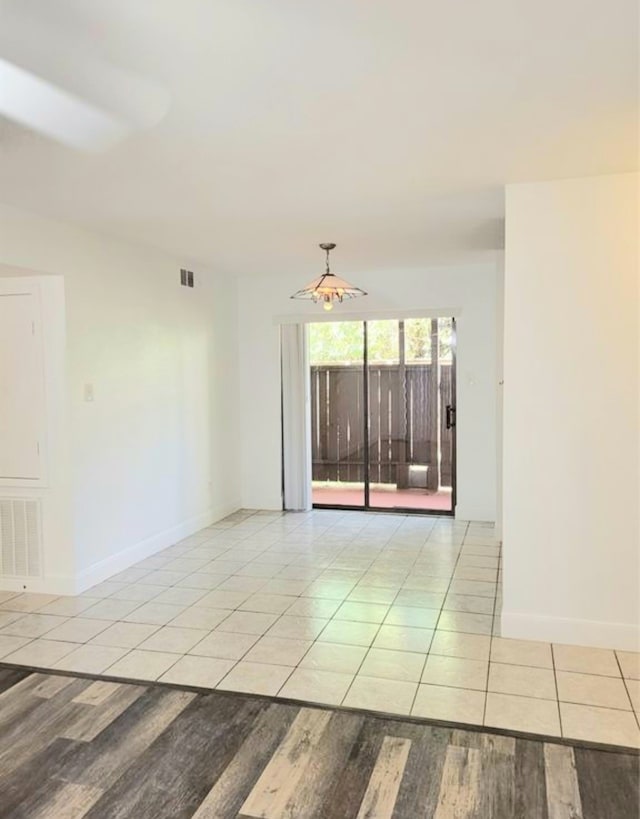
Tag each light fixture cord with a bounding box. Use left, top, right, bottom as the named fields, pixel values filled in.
left=325, top=247, right=331, bottom=275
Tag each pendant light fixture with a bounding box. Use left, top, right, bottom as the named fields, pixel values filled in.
left=290, top=243, right=367, bottom=311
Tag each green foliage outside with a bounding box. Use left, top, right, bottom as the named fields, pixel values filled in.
left=309, top=318, right=452, bottom=365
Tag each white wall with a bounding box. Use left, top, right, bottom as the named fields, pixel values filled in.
left=238, top=261, right=500, bottom=521
left=495, top=251, right=505, bottom=539
left=502, top=173, right=639, bottom=650
left=0, top=270, right=73, bottom=592
left=0, top=203, right=240, bottom=592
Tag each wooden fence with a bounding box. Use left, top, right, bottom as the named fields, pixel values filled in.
left=310, top=363, right=453, bottom=490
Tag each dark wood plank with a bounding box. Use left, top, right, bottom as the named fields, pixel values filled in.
left=448, top=727, right=517, bottom=817
left=57, top=685, right=196, bottom=788
left=440, top=363, right=453, bottom=483
left=391, top=722, right=451, bottom=819
left=575, top=747, right=640, bottom=819
left=59, top=681, right=146, bottom=741
left=0, top=675, right=55, bottom=736
left=347, top=366, right=364, bottom=483
left=318, top=367, right=328, bottom=479
left=192, top=701, right=298, bottom=819
left=0, top=672, right=77, bottom=742
left=29, top=782, right=103, bottom=818
left=0, top=676, right=93, bottom=783
left=320, top=715, right=388, bottom=819
left=0, top=671, right=67, bottom=710
left=0, top=686, right=197, bottom=818
left=29, top=672, right=76, bottom=699
left=477, top=743, right=516, bottom=818
left=0, top=737, right=80, bottom=818
left=378, top=367, right=391, bottom=485
left=514, top=738, right=548, bottom=819
left=0, top=669, right=638, bottom=819
left=0, top=666, right=30, bottom=695
left=312, top=359, right=449, bottom=487
left=3, top=739, right=107, bottom=819
left=426, top=318, right=439, bottom=489
left=83, top=691, right=268, bottom=819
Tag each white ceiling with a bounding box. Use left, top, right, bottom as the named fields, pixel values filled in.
left=0, top=0, right=637, bottom=275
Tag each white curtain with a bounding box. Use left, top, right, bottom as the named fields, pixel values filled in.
left=281, top=323, right=312, bottom=511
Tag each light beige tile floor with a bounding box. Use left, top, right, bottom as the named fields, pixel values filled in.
left=0, top=508, right=638, bottom=748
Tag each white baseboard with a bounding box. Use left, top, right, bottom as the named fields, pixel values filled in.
left=242, top=491, right=283, bottom=511
left=501, top=610, right=640, bottom=652
left=454, top=506, right=495, bottom=524
left=75, top=502, right=241, bottom=594
left=0, top=573, right=77, bottom=596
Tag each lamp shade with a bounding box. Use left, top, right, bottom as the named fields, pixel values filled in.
left=290, top=244, right=367, bottom=310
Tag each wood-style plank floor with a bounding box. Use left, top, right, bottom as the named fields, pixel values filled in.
left=0, top=666, right=638, bottom=819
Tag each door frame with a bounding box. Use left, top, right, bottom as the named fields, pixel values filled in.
left=450, top=317, right=458, bottom=512
left=310, top=316, right=457, bottom=517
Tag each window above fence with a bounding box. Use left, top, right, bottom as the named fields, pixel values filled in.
left=308, top=321, right=364, bottom=366
left=309, top=318, right=453, bottom=367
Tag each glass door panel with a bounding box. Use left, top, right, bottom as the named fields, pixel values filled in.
left=309, top=317, right=455, bottom=514
left=309, top=321, right=366, bottom=508
left=438, top=318, right=456, bottom=506
left=366, top=320, right=403, bottom=508
left=366, top=317, right=455, bottom=513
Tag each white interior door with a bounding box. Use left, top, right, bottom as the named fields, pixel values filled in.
left=0, top=290, right=44, bottom=480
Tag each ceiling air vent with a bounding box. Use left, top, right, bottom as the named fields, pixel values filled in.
left=0, top=498, right=42, bottom=577
left=180, top=268, right=194, bottom=288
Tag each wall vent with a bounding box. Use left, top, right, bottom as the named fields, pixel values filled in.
left=180, top=268, right=194, bottom=288
left=0, top=498, right=42, bottom=577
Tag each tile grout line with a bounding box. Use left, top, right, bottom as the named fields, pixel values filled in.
left=216, top=511, right=402, bottom=697
left=2, top=660, right=637, bottom=755
left=407, top=518, right=470, bottom=717
left=482, top=536, right=501, bottom=727
left=5, top=522, right=458, bottom=648
left=1, top=510, right=638, bottom=747
left=550, top=644, right=564, bottom=738
left=302, top=513, right=441, bottom=709
left=0, top=647, right=633, bottom=715
left=0, top=508, right=278, bottom=680
left=210, top=509, right=320, bottom=692
left=315, top=515, right=429, bottom=708
left=614, top=650, right=640, bottom=730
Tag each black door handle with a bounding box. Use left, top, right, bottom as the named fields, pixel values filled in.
left=446, top=405, right=456, bottom=429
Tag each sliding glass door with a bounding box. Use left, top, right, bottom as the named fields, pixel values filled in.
left=309, top=321, right=366, bottom=508
left=309, top=317, right=456, bottom=514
